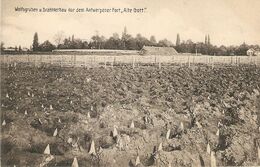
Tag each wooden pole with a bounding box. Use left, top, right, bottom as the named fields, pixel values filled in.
left=74, top=55, right=76, bottom=67
left=93, top=55, right=96, bottom=67
left=111, top=57, right=114, bottom=68
left=83, top=56, right=86, bottom=68
left=50, top=55, right=53, bottom=65
left=60, top=55, right=62, bottom=67
left=40, top=55, right=43, bottom=66
left=104, top=57, right=107, bottom=68
left=132, top=55, right=135, bottom=69
left=188, top=55, right=190, bottom=67
left=211, top=57, right=214, bottom=69
left=34, top=56, right=36, bottom=67
left=158, top=56, right=161, bottom=69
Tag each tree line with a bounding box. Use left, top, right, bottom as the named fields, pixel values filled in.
left=1, top=27, right=260, bottom=56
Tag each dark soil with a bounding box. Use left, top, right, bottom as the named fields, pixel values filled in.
left=1, top=64, right=260, bottom=166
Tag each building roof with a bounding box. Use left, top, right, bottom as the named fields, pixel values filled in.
left=140, top=46, right=178, bottom=55
left=247, top=48, right=255, bottom=52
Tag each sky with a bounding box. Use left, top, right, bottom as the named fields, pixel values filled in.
left=1, top=0, right=260, bottom=48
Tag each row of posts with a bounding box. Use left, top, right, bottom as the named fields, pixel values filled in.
left=1, top=55, right=259, bottom=69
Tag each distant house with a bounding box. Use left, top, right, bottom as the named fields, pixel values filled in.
left=247, top=48, right=255, bottom=56
left=255, top=50, right=260, bottom=56
left=140, top=46, right=178, bottom=56
left=22, top=47, right=29, bottom=52
left=3, top=48, right=17, bottom=53
left=247, top=48, right=260, bottom=56
left=4, top=48, right=16, bottom=52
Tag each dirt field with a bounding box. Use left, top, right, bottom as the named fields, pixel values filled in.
left=1, top=64, right=260, bottom=166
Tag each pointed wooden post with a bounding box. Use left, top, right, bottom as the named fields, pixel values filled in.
left=158, top=142, right=163, bottom=151
left=89, top=140, right=96, bottom=155
left=207, top=143, right=211, bottom=154
left=166, top=129, right=171, bottom=140
left=53, top=128, right=58, bottom=137
left=210, top=151, right=217, bottom=167
left=2, top=120, right=6, bottom=126
left=44, top=144, right=51, bottom=155
left=130, top=121, right=135, bottom=128
left=135, top=156, right=141, bottom=166
left=113, top=126, right=118, bottom=137
left=71, top=157, right=79, bottom=167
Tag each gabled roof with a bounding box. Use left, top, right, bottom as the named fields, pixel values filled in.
left=247, top=48, right=255, bottom=52
left=140, top=46, right=178, bottom=55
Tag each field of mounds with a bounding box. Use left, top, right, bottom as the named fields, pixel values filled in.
left=1, top=63, right=260, bottom=167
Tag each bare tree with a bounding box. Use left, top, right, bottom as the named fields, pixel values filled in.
left=53, top=31, right=65, bottom=47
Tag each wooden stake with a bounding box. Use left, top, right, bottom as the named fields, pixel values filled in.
left=207, top=143, right=211, bottom=154
left=89, top=140, right=96, bottom=155
left=210, top=151, right=217, bottom=167
left=113, top=126, right=118, bottom=137
left=135, top=156, right=141, bottom=166
left=166, top=129, right=171, bottom=140
left=132, top=56, right=135, bottom=69
left=179, top=122, right=184, bottom=132
left=71, top=157, right=79, bottom=167
left=2, top=120, right=6, bottom=126
left=130, top=121, right=135, bottom=129
left=44, top=144, right=51, bottom=155
left=87, top=112, right=91, bottom=118
left=216, top=129, right=219, bottom=136
left=53, top=128, right=58, bottom=137
left=158, top=143, right=163, bottom=151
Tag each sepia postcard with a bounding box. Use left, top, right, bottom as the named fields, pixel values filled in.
left=1, top=0, right=260, bottom=166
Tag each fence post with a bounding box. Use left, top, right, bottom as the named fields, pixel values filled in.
left=188, top=55, right=190, bottom=67
left=104, top=57, right=107, bottom=68
left=132, top=55, right=135, bottom=69
left=113, top=57, right=116, bottom=67
left=34, top=56, right=36, bottom=67
left=40, top=55, right=43, bottom=66
left=93, top=55, right=96, bottom=67
left=211, top=57, right=214, bottom=69
left=6, top=55, right=9, bottom=67
left=50, top=55, right=53, bottom=65
left=60, top=55, right=62, bottom=67
left=111, top=56, right=114, bottom=68
left=158, top=56, right=161, bottom=69
left=74, top=55, right=76, bottom=67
